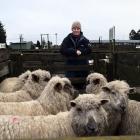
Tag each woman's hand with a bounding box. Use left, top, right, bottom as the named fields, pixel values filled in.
left=76, top=50, right=81, bottom=55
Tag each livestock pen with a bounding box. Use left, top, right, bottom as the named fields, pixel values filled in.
left=1, top=43, right=140, bottom=100
left=0, top=45, right=140, bottom=139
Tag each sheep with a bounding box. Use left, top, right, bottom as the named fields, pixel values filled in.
left=86, top=72, right=108, bottom=94
left=0, top=79, right=136, bottom=138
left=0, top=94, right=110, bottom=139
left=100, top=80, right=136, bottom=135
left=117, top=99, right=140, bottom=135
left=98, top=80, right=131, bottom=135
left=0, top=70, right=31, bottom=93
left=0, top=69, right=51, bottom=102
left=70, top=94, right=109, bottom=136
left=111, top=84, right=140, bottom=135
left=0, top=76, right=75, bottom=116
left=101, top=80, right=131, bottom=109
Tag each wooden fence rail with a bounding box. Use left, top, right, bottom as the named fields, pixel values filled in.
left=0, top=49, right=10, bottom=80
left=0, top=46, right=138, bottom=95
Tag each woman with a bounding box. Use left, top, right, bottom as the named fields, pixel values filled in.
left=60, top=21, right=91, bottom=90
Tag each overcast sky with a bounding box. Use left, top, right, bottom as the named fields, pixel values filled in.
left=1, top=0, right=140, bottom=44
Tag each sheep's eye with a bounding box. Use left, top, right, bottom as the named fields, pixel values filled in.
left=102, top=87, right=111, bottom=93
left=25, top=75, right=29, bottom=80
left=111, top=91, right=116, bottom=94
left=77, top=107, right=82, bottom=112
left=93, top=79, right=100, bottom=85
left=88, top=107, right=93, bottom=111
left=64, top=84, right=71, bottom=89
left=96, top=106, right=100, bottom=110
left=44, top=77, right=50, bottom=82
left=32, top=74, right=39, bottom=83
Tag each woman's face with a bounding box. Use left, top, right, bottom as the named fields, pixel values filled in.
left=72, top=27, right=81, bottom=36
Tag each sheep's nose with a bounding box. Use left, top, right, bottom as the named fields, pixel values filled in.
left=119, top=98, right=127, bottom=113
left=120, top=104, right=126, bottom=113
left=87, top=117, right=97, bottom=132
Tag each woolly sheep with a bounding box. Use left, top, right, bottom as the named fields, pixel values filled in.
left=0, top=94, right=109, bottom=139
left=0, top=69, right=51, bottom=102
left=100, top=80, right=136, bottom=135
left=0, top=76, right=75, bottom=116
left=73, top=80, right=131, bottom=135
left=70, top=94, right=109, bottom=136
left=97, top=80, right=132, bottom=135
left=108, top=83, right=139, bottom=135
left=117, top=99, right=140, bottom=135
left=0, top=70, right=31, bottom=93
left=86, top=72, right=108, bottom=94
left=101, top=80, right=130, bottom=110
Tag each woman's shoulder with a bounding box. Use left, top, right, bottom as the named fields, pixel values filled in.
left=64, top=33, right=72, bottom=39
left=81, top=35, right=89, bottom=43
left=61, top=33, right=71, bottom=43
left=80, top=32, right=89, bottom=42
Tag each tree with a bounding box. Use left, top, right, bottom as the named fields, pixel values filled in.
left=129, top=29, right=140, bottom=40
left=129, top=29, right=137, bottom=40
left=36, top=40, right=41, bottom=49
left=0, top=21, right=6, bottom=43
left=137, top=29, right=140, bottom=37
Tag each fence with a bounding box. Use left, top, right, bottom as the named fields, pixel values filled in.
left=0, top=44, right=140, bottom=99
left=0, top=49, right=10, bottom=80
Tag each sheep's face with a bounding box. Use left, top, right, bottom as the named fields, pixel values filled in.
left=101, top=80, right=130, bottom=113
left=62, top=78, right=76, bottom=99
left=86, top=73, right=107, bottom=94
left=19, top=70, right=31, bottom=83
left=53, top=77, right=75, bottom=99
left=31, top=70, right=51, bottom=86
left=22, top=69, right=51, bottom=99
left=86, top=78, right=101, bottom=94
left=70, top=94, right=108, bottom=136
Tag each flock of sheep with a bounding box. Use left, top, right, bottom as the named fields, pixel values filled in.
left=0, top=69, right=139, bottom=139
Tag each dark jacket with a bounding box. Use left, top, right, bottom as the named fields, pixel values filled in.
left=60, top=32, right=91, bottom=78
left=60, top=32, right=91, bottom=56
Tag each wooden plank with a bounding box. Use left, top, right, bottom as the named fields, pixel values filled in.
left=10, top=51, right=112, bottom=61
left=50, top=65, right=93, bottom=71
left=23, top=61, right=42, bottom=67
left=69, top=77, right=86, bottom=84
left=0, top=49, right=10, bottom=62
left=136, top=87, right=140, bottom=94
left=20, top=54, right=94, bottom=61
left=23, top=66, right=48, bottom=73
left=0, top=65, right=9, bottom=77
left=0, top=61, right=10, bottom=70
left=22, top=64, right=93, bottom=72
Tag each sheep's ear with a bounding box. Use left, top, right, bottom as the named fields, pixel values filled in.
left=54, top=83, right=62, bottom=92
left=100, top=99, right=109, bottom=105
left=70, top=101, right=76, bottom=107
left=93, top=79, right=100, bottom=85
left=102, top=86, right=111, bottom=93
left=24, top=75, right=29, bottom=80
left=128, top=87, right=136, bottom=94
left=44, top=77, right=50, bottom=82
left=32, top=74, right=39, bottom=83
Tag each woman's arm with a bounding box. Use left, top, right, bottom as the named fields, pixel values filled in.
left=60, top=38, right=77, bottom=56
left=78, top=39, right=92, bottom=55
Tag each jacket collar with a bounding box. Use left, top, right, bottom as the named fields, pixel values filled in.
left=68, top=32, right=84, bottom=47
